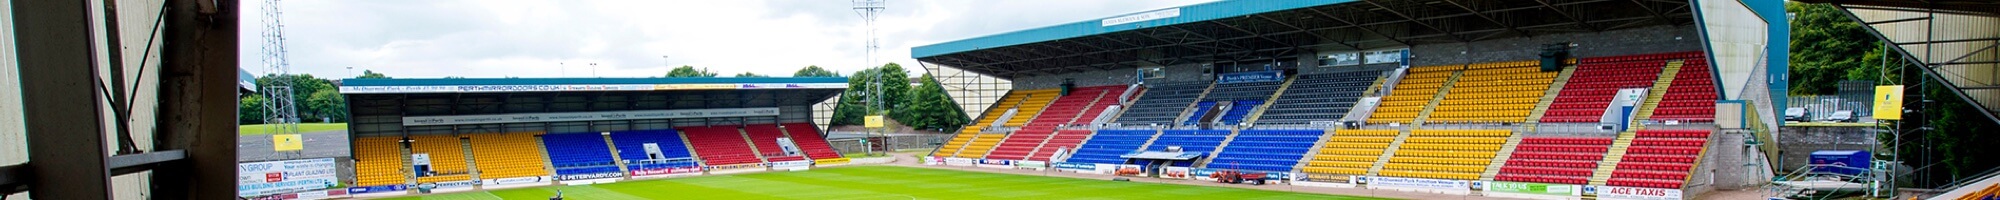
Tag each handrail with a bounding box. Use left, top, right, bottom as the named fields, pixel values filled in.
left=1937, top=166, right=2000, bottom=190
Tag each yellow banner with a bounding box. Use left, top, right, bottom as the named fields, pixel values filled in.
left=1874, top=85, right=1904, bottom=120
left=273, top=134, right=304, bottom=151
left=864, top=115, right=885, bottom=128
left=815, top=158, right=852, bottom=165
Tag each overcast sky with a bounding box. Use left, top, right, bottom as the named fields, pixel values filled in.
left=239, top=0, right=1213, bottom=79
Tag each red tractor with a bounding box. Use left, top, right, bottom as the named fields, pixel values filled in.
left=1209, top=170, right=1268, bottom=185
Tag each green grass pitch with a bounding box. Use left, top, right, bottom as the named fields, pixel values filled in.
left=383, top=165, right=1394, bottom=200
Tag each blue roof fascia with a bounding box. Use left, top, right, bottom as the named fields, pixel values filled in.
left=910, top=0, right=1354, bottom=58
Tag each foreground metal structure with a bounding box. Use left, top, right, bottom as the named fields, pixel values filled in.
left=1795, top=0, right=2000, bottom=191
left=2, top=0, right=240, bottom=199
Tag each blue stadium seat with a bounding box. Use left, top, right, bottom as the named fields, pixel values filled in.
left=1061, top=130, right=1156, bottom=165
left=1181, top=101, right=1217, bottom=125
left=609, top=129, right=700, bottom=170
left=542, top=132, right=622, bottom=175
left=1144, top=130, right=1231, bottom=167
left=1217, top=100, right=1263, bottom=125
left=1206, top=129, right=1323, bottom=173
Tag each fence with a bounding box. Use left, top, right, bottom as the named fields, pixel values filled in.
left=826, top=132, right=952, bottom=154
left=1788, top=95, right=1872, bottom=121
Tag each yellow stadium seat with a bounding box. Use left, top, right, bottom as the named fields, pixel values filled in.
left=469, top=132, right=551, bottom=179
left=355, top=137, right=407, bottom=186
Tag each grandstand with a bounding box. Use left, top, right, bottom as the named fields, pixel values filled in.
left=338, top=77, right=848, bottom=194
left=906, top=0, right=1785, bottom=199
left=288, top=0, right=1793, bottom=199
left=1256, top=71, right=1383, bottom=125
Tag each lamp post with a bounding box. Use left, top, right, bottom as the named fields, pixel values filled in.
left=590, top=63, right=599, bottom=77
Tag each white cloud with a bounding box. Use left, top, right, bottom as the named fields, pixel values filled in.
left=241, top=0, right=1212, bottom=79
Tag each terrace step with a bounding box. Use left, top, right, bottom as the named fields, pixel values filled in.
left=1365, top=129, right=1412, bottom=176
left=1412, top=67, right=1466, bottom=128
left=1479, top=132, right=1528, bottom=181
left=1589, top=131, right=1639, bottom=185
left=1526, top=63, right=1578, bottom=123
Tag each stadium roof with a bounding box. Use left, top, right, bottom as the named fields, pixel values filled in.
left=1794, top=0, right=1998, bottom=16
left=342, top=77, right=846, bottom=86
left=338, top=77, right=848, bottom=94
left=239, top=68, right=256, bottom=93
left=913, top=0, right=1699, bottom=79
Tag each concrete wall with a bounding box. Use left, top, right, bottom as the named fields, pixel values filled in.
left=1776, top=126, right=1877, bottom=170
left=1408, top=25, right=1705, bottom=66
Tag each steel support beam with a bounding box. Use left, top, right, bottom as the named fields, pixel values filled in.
left=151, top=0, right=242, bottom=198
left=1442, top=0, right=1533, bottom=38
left=1536, top=0, right=1603, bottom=32
left=13, top=0, right=114, bottom=198
left=1362, top=0, right=1468, bottom=43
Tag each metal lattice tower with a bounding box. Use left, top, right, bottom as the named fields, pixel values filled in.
left=853, top=0, right=885, bottom=110
left=853, top=0, right=886, bottom=155
left=261, top=0, right=299, bottom=137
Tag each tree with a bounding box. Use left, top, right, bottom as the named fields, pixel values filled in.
left=240, top=95, right=267, bottom=124
left=895, top=73, right=968, bottom=130
left=793, top=65, right=841, bottom=77
left=733, top=72, right=769, bottom=77
left=666, top=65, right=719, bottom=77
left=356, top=70, right=391, bottom=79
left=254, top=74, right=338, bottom=122
left=831, top=63, right=925, bottom=126
left=1789, top=2, right=1899, bottom=94
left=830, top=93, right=867, bottom=126
left=305, top=90, right=347, bottom=123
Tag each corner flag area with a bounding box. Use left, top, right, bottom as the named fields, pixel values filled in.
left=383, top=166, right=1385, bottom=200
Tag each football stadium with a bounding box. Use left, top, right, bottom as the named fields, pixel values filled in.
left=268, top=0, right=1799, bottom=199
left=13, top=0, right=2000, bottom=200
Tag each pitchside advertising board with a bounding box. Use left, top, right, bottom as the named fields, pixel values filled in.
left=1484, top=181, right=1583, bottom=196
left=769, top=160, right=813, bottom=171
left=238, top=158, right=340, bottom=197
left=483, top=176, right=553, bottom=186
left=403, top=107, right=779, bottom=126
left=339, top=83, right=847, bottom=94
left=1013, top=160, right=1048, bottom=170
left=558, top=172, right=625, bottom=181
left=345, top=185, right=407, bottom=194
left=943, top=157, right=976, bottom=166
left=1367, top=176, right=1471, bottom=192
left=630, top=166, right=703, bottom=177
left=1588, top=185, right=1683, bottom=200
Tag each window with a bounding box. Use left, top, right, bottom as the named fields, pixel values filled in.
left=1364, top=49, right=1408, bottom=64
left=1140, top=67, right=1166, bottom=79
left=1321, top=52, right=1361, bottom=67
